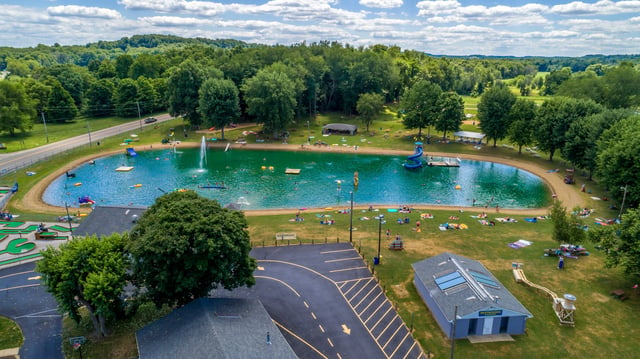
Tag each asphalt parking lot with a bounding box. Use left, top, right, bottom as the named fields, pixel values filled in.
left=0, top=262, right=62, bottom=359
left=222, top=242, right=427, bottom=358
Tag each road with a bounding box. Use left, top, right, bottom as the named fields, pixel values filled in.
left=0, top=114, right=175, bottom=176
left=0, top=262, right=62, bottom=359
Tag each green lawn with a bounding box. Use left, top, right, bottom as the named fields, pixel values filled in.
left=0, top=114, right=164, bottom=153
left=0, top=316, right=23, bottom=350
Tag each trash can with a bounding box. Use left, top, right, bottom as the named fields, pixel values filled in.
left=373, top=256, right=380, bottom=265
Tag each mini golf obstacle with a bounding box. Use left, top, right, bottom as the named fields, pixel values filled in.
left=512, top=263, right=575, bottom=326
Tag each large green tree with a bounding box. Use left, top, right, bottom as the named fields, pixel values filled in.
left=562, top=109, right=631, bottom=180
left=85, top=79, right=115, bottom=117
left=128, top=191, right=256, bottom=308
left=588, top=209, right=640, bottom=278
left=399, top=80, right=442, bottom=138
left=0, top=81, right=35, bottom=136
left=114, top=79, right=139, bottom=117
left=167, top=59, right=206, bottom=128
left=356, top=92, right=384, bottom=132
left=198, top=78, right=240, bottom=140
left=596, top=115, right=640, bottom=208
left=477, top=84, right=516, bottom=147
left=242, top=69, right=296, bottom=138
left=45, top=78, right=78, bottom=123
left=549, top=200, right=586, bottom=245
left=507, top=98, right=537, bottom=154
left=37, top=234, right=128, bottom=337
left=435, top=91, right=464, bottom=140
left=534, top=97, right=602, bottom=161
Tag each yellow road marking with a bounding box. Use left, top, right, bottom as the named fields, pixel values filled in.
left=0, top=283, right=40, bottom=292
left=324, top=257, right=361, bottom=263
left=364, top=301, right=388, bottom=325
left=254, top=275, right=300, bottom=297
left=370, top=306, right=393, bottom=330
left=389, top=331, right=412, bottom=358
left=353, top=285, right=378, bottom=309
left=382, top=321, right=404, bottom=349
left=311, top=312, right=317, bottom=320
left=327, top=338, right=334, bottom=348
left=341, top=324, right=351, bottom=335
left=376, top=314, right=399, bottom=341
left=329, top=266, right=367, bottom=273
left=28, top=276, right=41, bottom=280
left=319, top=324, right=325, bottom=333
left=320, top=249, right=355, bottom=254
left=272, top=320, right=328, bottom=359
left=359, top=291, right=383, bottom=316
left=346, top=278, right=373, bottom=302
left=0, top=270, right=34, bottom=279
left=257, top=266, right=265, bottom=270
left=303, top=301, right=309, bottom=309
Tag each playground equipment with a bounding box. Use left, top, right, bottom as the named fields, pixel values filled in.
left=512, top=263, right=575, bottom=326
left=403, top=142, right=424, bottom=169
left=126, top=147, right=137, bottom=156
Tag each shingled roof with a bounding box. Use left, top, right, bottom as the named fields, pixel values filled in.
left=136, top=297, right=297, bottom=359
left=73, top=205, right=147, bottom=237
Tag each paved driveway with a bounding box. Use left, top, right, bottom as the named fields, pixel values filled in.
left=0, top=262, right=62, bottom=359
left=216, top=243, right=427, bottom=359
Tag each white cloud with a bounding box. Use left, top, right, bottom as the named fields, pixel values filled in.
left=359, top=0, right=403, bottom=9
left=47, top=5, right=122, bottom=19
left=550, top=0, right=640, bottom=16
left=140, top=16, right=211, bottom=27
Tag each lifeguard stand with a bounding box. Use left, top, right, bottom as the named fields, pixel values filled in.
left=554, top=294, right=576, bottom=326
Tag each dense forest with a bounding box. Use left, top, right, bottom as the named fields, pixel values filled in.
left=0, top=34, right=639, bottom=210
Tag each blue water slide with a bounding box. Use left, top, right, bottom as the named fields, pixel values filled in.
left=403, top=142, right=424, bottom=169
left=126, top=147, right=137, bottom=156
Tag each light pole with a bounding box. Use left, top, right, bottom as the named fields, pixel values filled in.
left=349, top=191, right=354, bottom=243
left=307, top=120, right=310, bottom=145
left=619, top=184, right=628, bottom=219
left=86, top=119, right=92, bottom=147
left=377, top=214, right=384, bottom=264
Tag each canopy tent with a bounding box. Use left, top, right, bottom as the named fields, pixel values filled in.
left=322, top=123, right=358, bottom=136
left=453, top=131, right=485, bottom=143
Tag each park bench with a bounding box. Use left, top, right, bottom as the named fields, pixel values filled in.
left=275, top=233, right=297, bottom=241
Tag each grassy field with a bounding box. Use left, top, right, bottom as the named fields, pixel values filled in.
left=3, top=106, right=636, bottom=358
left=0, top=316, right=23, bottom=350
left=0, top=115, right=162, bottom=153
left=245, top=207, right=635, bottom=358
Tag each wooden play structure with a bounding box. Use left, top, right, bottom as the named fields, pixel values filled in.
left=512, top=264, right=575, bottom=326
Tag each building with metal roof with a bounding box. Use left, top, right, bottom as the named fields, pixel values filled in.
left=136, top=297, right=297, bottom=359
left=412, top=252, right=532, bottom=339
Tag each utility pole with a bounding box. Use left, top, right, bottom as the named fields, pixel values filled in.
left=41, top=111, right=49, bottom=143
left=136, top=101, right=142, bottom=132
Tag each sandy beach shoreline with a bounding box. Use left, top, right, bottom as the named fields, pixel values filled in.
left=17, top=141, right=582, bottom=216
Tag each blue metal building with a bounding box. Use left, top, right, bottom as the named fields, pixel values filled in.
left=412, top=252, right=532, bottom=339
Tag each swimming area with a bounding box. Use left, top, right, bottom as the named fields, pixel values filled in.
left=43, top=148, right=551, bottom=210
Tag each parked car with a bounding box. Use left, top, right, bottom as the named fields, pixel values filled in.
left=0, top=143, right=6, bottom=149
left=144, top=117, right=158, bottom=124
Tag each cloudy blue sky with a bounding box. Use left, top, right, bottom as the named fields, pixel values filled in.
left=2, top=0, right=639, bottom=56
